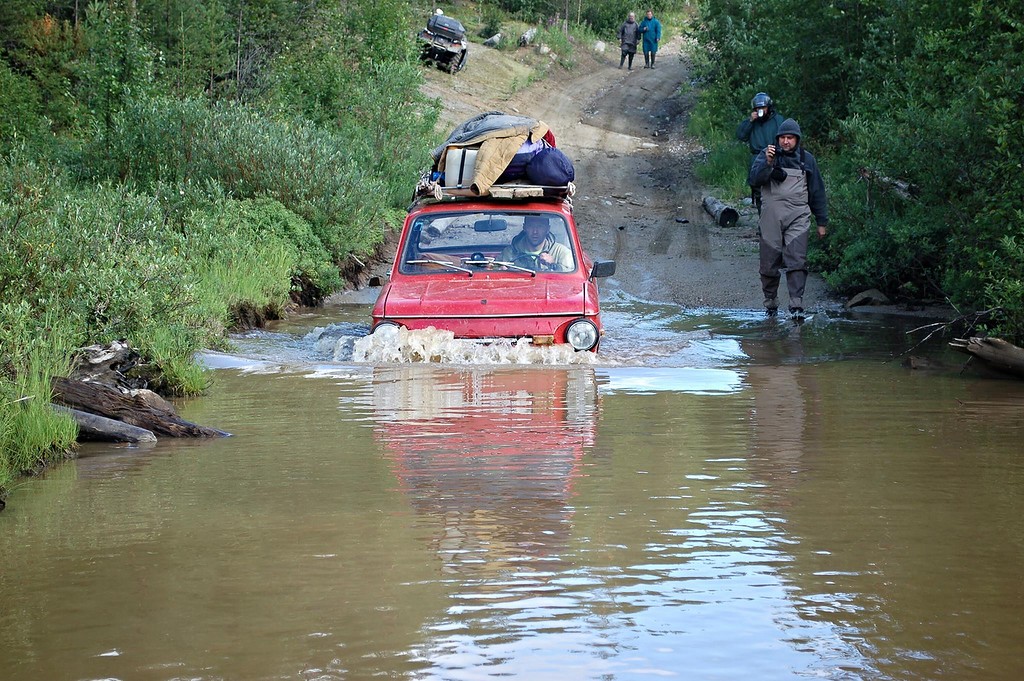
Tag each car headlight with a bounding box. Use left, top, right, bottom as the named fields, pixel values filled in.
left=372, top=321, right=403, bottom=339
left=565, top=319, right=599, bottom=352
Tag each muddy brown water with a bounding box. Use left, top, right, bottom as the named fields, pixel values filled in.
left=2, top=298, right=1024, bottom=680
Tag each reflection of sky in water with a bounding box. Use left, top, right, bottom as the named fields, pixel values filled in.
left=409, top=503, right=872, bottom=681
left=197, top=353, right=745, bottom=397
left=597, top=367, right=744, bottom=395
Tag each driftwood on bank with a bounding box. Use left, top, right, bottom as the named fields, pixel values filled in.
left=50, top=340, right=229, bottom=442
left=52, top=404, right=158, bottom=443
left=53, top=377, right=229, bottom=438
left=701, top=195, right=739, bottom=227
left=949, top=337, right=1024, bottom=379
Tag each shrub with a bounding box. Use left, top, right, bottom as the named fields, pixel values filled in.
left=78, top=96, right=388, bottom=261
left=0, top=62, right=48, bottom=153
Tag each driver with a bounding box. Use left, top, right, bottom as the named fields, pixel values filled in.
left=499, top=215, right=574, bottom=271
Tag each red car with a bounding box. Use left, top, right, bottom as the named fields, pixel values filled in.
left=369, top=187, right=615, bottom=351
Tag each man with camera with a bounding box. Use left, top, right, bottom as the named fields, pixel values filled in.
left=737, top=92, right=785, bottom=214
left=748, top=118, right=828, bottom=318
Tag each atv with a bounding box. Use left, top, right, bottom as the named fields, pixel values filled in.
left=418, top=13, right=468, bottom=74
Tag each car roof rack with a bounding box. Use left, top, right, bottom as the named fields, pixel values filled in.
left=411, top=179, right=575, bottom=207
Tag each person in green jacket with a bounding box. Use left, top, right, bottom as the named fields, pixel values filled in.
left=639, top=10, right=662, bottom=69
left=736, top=92, right=785, bottom=214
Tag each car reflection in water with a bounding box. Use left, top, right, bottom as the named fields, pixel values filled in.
left=369, top=365, right=600, bottom=575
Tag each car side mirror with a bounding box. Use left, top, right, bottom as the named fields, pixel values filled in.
left=589, top=260, right=616, bottom=280
left=368, top=276, right=384, bottom=287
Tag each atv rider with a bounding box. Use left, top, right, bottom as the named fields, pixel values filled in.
left=737, top=92, right=785, bottom=213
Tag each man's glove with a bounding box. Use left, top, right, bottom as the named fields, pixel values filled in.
left=770, top=165, right=786, bottom=182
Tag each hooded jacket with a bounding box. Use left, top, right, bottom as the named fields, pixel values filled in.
left=639, top=15, right=662, bottom=52
left=618, top=19, right=640, bottom=50
left=747, top=118, right=829, bottom=225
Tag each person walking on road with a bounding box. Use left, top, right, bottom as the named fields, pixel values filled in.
left=618, top=12, right=641, bottom=70
left=737, top=92, right=785, bottom=214
left=748, top=118, right=828, bottom=318
left=639, top=10, right=662, bottom=69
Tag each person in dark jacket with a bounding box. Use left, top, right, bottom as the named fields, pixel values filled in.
left=618, top=12, right=641, bottom=70
left=639, top=10, right=662, bottom=69
left=748, top=118, right=828, bottom=317
left=737, top=92, right=785, bottom=214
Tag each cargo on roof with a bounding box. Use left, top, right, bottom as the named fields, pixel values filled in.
left=425, top=112, right=576, bottom=199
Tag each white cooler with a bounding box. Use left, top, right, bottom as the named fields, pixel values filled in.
left=443, top=148, right=478, bottom=189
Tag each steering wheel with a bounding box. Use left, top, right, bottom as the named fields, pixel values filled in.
left=511, top=253, right=541, bottom=269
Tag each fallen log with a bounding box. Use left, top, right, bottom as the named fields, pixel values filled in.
left=52, top=377, right=230, bottom=438
left=701, top=195, right=738, bottom=227
left=949, top=337, right=1024, bottom=379
left=52, top=404, right=158, bottom=443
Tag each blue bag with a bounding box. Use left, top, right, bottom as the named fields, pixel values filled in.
left=525, top=147, right=575, bottom=186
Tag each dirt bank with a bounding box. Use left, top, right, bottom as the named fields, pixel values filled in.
left=416, top=35, right=833, bottom=312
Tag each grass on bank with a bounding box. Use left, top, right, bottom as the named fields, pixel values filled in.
left=0, top=157, right=359, bottom=491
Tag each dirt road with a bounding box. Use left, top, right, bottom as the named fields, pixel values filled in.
left=421, top=36, right=831, bottom=312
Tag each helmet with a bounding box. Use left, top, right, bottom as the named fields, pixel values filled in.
left=751, top=92, right=772, bottom=111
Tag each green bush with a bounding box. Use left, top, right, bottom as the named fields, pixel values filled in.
left=78, top=96, right=388, bottom=260
left=480, top=3, right=505, bottom=39
left=184, top=197, right=343, bottom=305
left=0, top=62, right=48, bottom=153
left=982, top=235, right=1024, bottom=338
left=0, top=158, right=334, bottom=392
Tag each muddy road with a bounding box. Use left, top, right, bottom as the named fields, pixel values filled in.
left=417, top=36, right=832, bottom=312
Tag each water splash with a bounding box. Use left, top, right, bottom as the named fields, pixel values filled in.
left=351, top=326, right=599, bottom=365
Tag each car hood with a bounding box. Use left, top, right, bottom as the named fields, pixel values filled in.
left=380, top=276, right=588, bottom=318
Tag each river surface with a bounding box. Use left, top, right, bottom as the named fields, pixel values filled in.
left=2, top=294, right=1024, bottom=680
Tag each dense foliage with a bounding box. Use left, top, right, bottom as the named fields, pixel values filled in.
left=0, top=0, right=441, bottom=489
left=689, top=0, right=1024, bottom=339
left=486, top=0, right=687, bottom=35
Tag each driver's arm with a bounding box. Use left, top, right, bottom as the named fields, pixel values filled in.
left=546, top=244, right=574, bottom=271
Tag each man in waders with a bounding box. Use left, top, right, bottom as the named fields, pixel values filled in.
left=748, top=118, right=828, bottom=318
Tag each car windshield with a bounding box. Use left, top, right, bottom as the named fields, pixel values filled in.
left=399, top=211, right=578, bottom=274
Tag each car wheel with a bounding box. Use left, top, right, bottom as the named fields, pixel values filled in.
left=452, top=50, right=468, bottom=73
